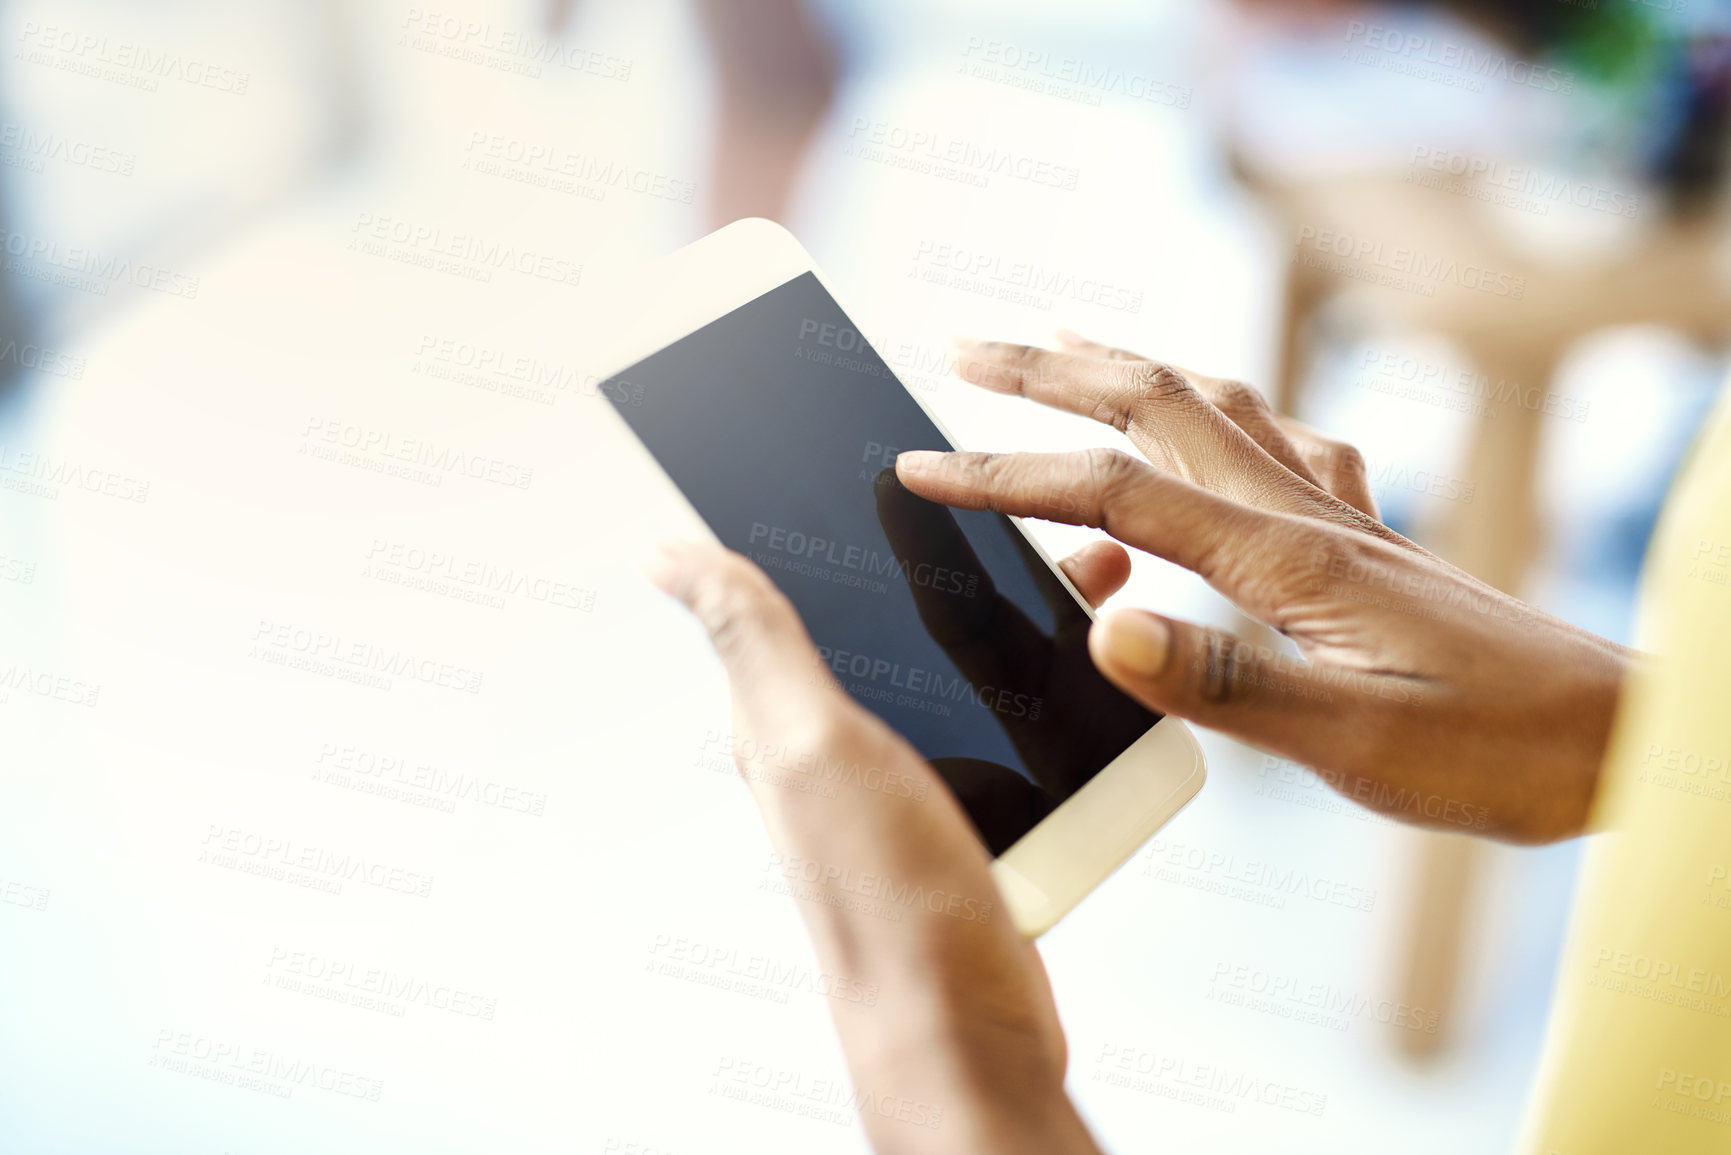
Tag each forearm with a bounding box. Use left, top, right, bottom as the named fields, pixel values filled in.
left=742, top=732, right=1097, bottom=1152
left=841, top=1018, right=1101, bottom=1155
left=654, top=544, right=1107, bottom=1155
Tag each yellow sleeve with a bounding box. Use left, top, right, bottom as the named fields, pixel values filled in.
left=1519, top=389, right=1731, bottom=1153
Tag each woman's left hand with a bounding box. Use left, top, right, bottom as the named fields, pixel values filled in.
left=647, top=540, right=1106, bottom=1155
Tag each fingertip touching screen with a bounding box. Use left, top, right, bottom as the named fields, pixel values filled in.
left=605, top=272, right=1159, bottom=854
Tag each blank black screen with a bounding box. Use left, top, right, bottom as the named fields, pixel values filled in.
left=608, top=272, right=1158, bottom=853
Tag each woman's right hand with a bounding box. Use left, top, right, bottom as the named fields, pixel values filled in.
left=894, top=333, right=1631, bottom=843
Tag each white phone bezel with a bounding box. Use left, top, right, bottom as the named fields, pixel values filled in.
left=592, top=218, right=1205, bottom=937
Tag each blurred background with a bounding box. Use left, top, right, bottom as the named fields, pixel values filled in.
left=1, top=0, right=1729, bottom=1152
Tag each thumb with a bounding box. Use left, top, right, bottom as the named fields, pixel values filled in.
left=643, top=539, right=843, bottom=739
left=646, top=540, right=1004, bottom=934
left=1086, top=608, right=1403, bottom=759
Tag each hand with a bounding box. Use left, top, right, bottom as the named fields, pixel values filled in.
left=647, top=541, right=1105, bottom=1155
left=872, top=471, right=1157, bottom=852
left=894, top=333, right=1630, bottom=843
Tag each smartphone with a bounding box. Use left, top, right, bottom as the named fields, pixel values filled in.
left=598, top=219, right=1203, bottom=935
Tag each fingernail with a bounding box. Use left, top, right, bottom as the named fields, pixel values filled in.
left=896, top=450, right=945, bottom=475
left=951, top=335, right=982, bottom=351
left=1096, top=611, right=1170, bottom=677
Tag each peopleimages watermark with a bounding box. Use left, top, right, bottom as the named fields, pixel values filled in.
left=1207, top=958, right=1441, bottom=1035
left=301, top=417, right=534, bottom=491
left=0, top=554, right=36, bottom=586
left=1091, top=1043, right=1327, bottom=1118
left=1142, top=837, right=1377, bottom=913
left=1406, top=146, right=1641, bottom=219
left=0, top=876, right=51, bottom=912
left=1636, top=741, right=1731, bottom=804
left=0, top=444, right=148, bottom=504
left=0, top=121, right=135, bottom=177
left=1190, top=630, right=1434, bottom=706
left=793, top=318, right=892, bottom=383
left=1366, top=457, right=1476, bottom=506
left=413, top=334, right=643, bottom=408
left=749, top=520, right=980, bottom=599
left=844, top=117, right=1081, bottom=192
left=346, top=212, right=582, bottom=288
left=1294, top=225, right=1526, bottom=299
left=645, top=933, right=879, bottom=1008
left=811, top=643, right=1043, bottom=722
left=362, top=538, right=594, bottom=613
left=603, top=1140, right=683, bottom=1155
left=1255, top=756, right=1490, bottom=831
left=859, top=439, right=912, bottom=486
left=0, top=660, right=100, bottom=708
left=0, top=227, right=199, bottom=299
left=760, top=852, right=994, bottom=925
left=1653, top=1067, right=1731, bottom=1128
left=747, top=525, right=892, bottom=596
left=1342, top=20, right=1575, bottom=95
left=792, top=317, right=950, bottom=395
left=1704, top=864, right=1731, bottom=913
left=1587, top=947, right=1731, bottom=1019
left=249, top=618, right=485, bottom=695
left=200, top=824, right=436, bottom=898
left=956, top=37, right=1193, bottom=110
left=1354, top=345, right=1589, bottom=424
left=312, top=742, right=547, bottom=816
left=0, top=338, right=85, bottom=380
left=149, top=1028, right=383, bottom=1102
left=710, top=1056, right=943, bottom=1131
left=15, top=22, right=251, bottom=95
left=1688, top=538, right=1731, bottom=594
left=1308, top=546, right=1535, bottom=628
left=695, top=729, right=930, bottom=801
left=462, top=131, right=695, bottom=204
left=265, top=946, right=497, bottom=1021
left=909, top=240, right=1144, bottom=315
left=397, top=8, right=632, bottom=82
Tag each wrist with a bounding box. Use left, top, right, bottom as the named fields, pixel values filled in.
left=841, top=989, right=1088, bottom=1154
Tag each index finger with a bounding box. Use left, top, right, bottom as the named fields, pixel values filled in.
left=895, top=447, right=1322, bottom=627
left=645, top=540, right=996, bottom=871
left=645, top=540, right=846, bottom=742
left=955, top=339, right=1334, bottom=500
left=873, top=472, right=1085, bottom=796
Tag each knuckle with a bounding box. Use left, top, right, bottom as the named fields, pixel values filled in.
left=1007, top=451, right=1084, bottom=520
left=966, top=452, right=1022, bottom=515
left=1329, top=442, right=1367, bottom=480
left=693, top=562, right=786, bottom=663
left=987, top=342, right=1047, bottom=386
left=1126, top=360, right=1191, bottom=401
left=784, top=712, right=864, bottom=767
left=1212, top=380, right=1267, bottom=421
left=968, top=450, right=1008, bottom=490
left=1289, top=530, right=1351, bottom=598
left=1294, top=439, right=1333, bottom=476
left=1081, top=445, right=1138, bottom=489
left=1079, top=447, right=1141, bottom=527
left=1211, top=518, right=1341, bottom=624
left=1190, top=630, right=1247, bottom=706
left=1090, top=396, right=1132, bottom=435
left=1288, top=529, right=1394, bottom=607
left=1316, top=527, right=1359, bottom=569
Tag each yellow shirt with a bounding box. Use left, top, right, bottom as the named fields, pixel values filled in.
left=1521, top=391, right=1731, bottom=1152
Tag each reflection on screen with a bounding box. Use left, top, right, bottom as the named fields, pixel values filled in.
left=606, top=272, right=1159, bottom=853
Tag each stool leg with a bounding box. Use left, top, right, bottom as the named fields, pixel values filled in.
left=1393, top=342, right=1557, bottom=1058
